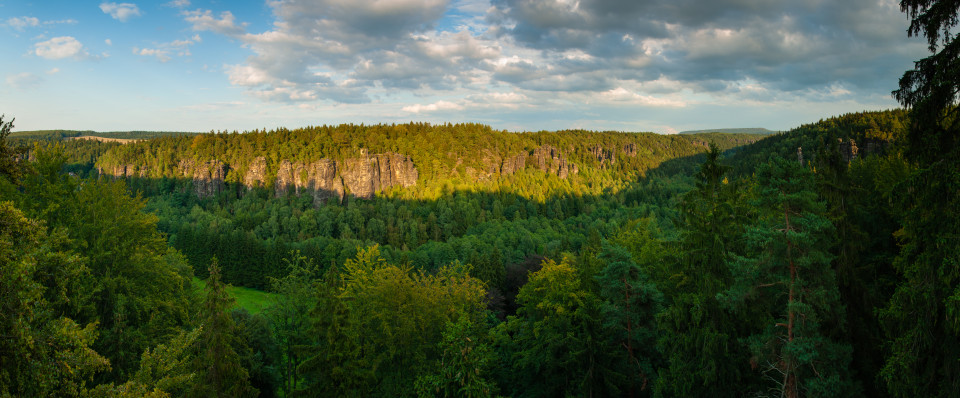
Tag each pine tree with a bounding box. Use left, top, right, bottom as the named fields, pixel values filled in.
left=595, top=242, right=663, bottom=397
left=720, top=156, right=855, bottom=398
left=881, top=1, right=960, bottom=396
left=191, top=259, right=257, bottom=398
left=656, top=145, right=758, bottom=397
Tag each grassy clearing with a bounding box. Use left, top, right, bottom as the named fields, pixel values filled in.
left=192, top=277, right=277, bottom=314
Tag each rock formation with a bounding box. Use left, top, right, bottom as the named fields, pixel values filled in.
left=178, top=159, right=228, bottom=198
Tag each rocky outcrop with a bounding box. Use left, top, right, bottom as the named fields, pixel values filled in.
left=102, top=164, right=149, bottom=178
left=839, top=138, right=858, bottom=162
left=500, top=153, right=526, bottom=175
left=588, top=145, right=616, bottom=167
left=533, top=145, right=578, bottom=178
left=340, top=152, right=417, bottom=199
left=244, top=157, right=268, bottom=188
left=499, top=145, right=579, bottom=178
left=240, top=151, right=417, bottom=203
left=272, top=159, right=345, bottom=202
left=622, top=143, right=638, bottom=157
left=178, top=159, right=228, bottom=198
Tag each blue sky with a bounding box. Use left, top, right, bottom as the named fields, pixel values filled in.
left=1, top=0, right=928, bottom=133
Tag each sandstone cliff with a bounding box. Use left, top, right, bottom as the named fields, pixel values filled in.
left=245, top=151, right=417, bottom=202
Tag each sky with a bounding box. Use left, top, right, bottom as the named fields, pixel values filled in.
left=1, top=0, right=929, bottom=133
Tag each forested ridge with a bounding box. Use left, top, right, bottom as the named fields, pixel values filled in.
left=2, top=1, right=960, bottom=395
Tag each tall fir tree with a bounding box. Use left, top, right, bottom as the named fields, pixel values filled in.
left=595, top=242, right=663, bottom=397
left=191, top=259, right=257, bottom=398
left=720, top=156, right=855, bottom=398
left=881, top=1, right=960, bottom=396
left=656, top=145, right=758, bottom=397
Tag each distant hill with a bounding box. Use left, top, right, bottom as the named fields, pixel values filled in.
left=678, top=128, right=776, bottom=135
left=11, top=130, right=199, bottom=141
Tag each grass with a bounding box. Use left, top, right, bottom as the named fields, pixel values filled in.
left=192, top=277, right=277, bottom=314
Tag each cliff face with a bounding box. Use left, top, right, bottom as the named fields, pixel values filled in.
left=533, top=145, right=578, bottom=178
left=178, top=159, right=228, bottom=198
left=498, top=145, right=579, bottom=178
left=245, top=152, right=417, bottom=203
left=102, top=164, right=149, bottom=178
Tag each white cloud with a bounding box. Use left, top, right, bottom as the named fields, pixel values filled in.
left=133, top=35, right=200, bottom=62
left=599, top=87, right=687, bottom=107
left=134, top=47, right=171, bottom=62
left=35, top=36, right=86, bottom=60
left=166, top=0, right=190, bottom=7
left=105, top=39, right=113, bottom=46
left=402, top=100, right=464, bottom=113
left=100, top=2, right=142, bottom=22
left=7, top=17, right=39, bottom=30
left=183, top=9, right=246, bottom=35
left=6, top=72, right=43, bottom=89
left=47, top=68, right=60, bottom=75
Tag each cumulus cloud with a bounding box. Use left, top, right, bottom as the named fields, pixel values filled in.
left=402, top=100, right=464, bottom=113
left=166, top=0, right=190, bottom=7
left=183, top=9, right=246, bottom=35
left=7, top=17, right=39, bottom=30
left=184, top=0, right=924, bottom=116
left=100, top=2, right=142, bottom=22
left=6, top=16, right=77, bottom=30
left=6, top=72, right=43, bottom=89
left=35, top=36, right=87, bottom=60
left=134, top=47, right=171, bottom=62
left=487, top=0, right=926, bottom=96
left=133, top=35, right=201, bottom=62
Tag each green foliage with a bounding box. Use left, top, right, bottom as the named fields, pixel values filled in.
left=880, top=1, right=960, bottom=396
left=655, top=146, right=759, bottom=398
left=595, top=242, right=664, bottom=396
left=190, top=259, right=257, bottom=398
left=720, top=156, right=854, bottom=397
left=299, top=246, right=489, bottom=397
left=0, top=202, right=110, bottom=397
left=493, top=256, right=615, bottom=397
left=89, top=328, right=200, bottom=398
left=264, top=251, right=317, bottom=396
left=415, top=317, right=499, bottom=398
left=0, top=115, right=27, bottom=183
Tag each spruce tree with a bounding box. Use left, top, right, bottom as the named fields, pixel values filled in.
left=720, top=156, right=855, bottom=398
left=656, top=145, right=758, bottom=397
left=191, top=259, right=257, bottom=398
left=881, top=1, right=960, bottom=396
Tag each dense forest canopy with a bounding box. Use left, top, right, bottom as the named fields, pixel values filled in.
left=1, top=1, right=959, bottom=395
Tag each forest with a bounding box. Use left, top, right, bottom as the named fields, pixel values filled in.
left=2, top=2, right=960, bottom=397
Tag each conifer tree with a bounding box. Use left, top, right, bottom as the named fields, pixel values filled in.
left=721, top=156, right=854, bottom=398
left=656, top=145, right=757, bottom=397
left=191, top=259, right=256, bottom=398
left=595, top=242, right=663, bottom=397
left=881, top=1, right=960, bottom=396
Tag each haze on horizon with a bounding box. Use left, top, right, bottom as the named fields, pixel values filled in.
left=0, top=0, right=928, bottom=134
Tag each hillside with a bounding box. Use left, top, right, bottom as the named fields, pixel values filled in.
left=678, top=127, right=775, bottom=135
left=95, top=123, right=765, bottom=202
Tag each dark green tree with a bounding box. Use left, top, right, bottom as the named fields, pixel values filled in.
left=656, top=145, right=757, bottom=397
left=881, top=1, right=960, bottom=396
left=191, top=259, right=257, bottom=398
left=264, top=251, right=317, bottom=397
left=720, top=156, right=854, bottom=398
left=493, top=256, right=613, bottom=398
left=595, top=242, right=663, bottom=397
